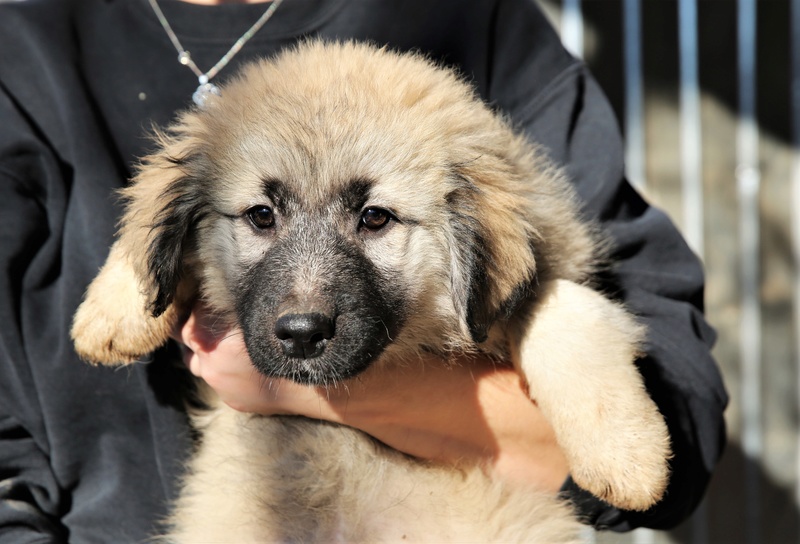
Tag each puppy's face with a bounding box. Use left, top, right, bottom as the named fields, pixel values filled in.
left=191, top=104, right=475, bottom=385
left=134, top=43, right=552, bottom=386
left=216, top=182, right=408, bottom=385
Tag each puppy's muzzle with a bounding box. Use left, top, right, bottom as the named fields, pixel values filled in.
left=274, top=313, right=335, bottom=359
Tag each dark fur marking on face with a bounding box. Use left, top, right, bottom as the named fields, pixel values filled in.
left=339, top=179, right=374, bottom=213
left=235, top=230, right=407, bottom=385
left=262, top=178, right=295, bottom=213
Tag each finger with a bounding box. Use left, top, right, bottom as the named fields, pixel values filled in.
left=168, top=299, right=195, bottom=343
left=183, top=344, right=203, bottom=377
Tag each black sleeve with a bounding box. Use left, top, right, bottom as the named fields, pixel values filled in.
left=0, top=87, right=70, bottom=543
left=489, top=0, right=728, bottom=531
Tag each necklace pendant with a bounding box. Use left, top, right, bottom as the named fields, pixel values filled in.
left=193, top=81, right=220, bottom=108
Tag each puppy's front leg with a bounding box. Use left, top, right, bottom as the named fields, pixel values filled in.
left=512, top=279, right=671, bottom=511
left=71, top=241, right=177, bottom=365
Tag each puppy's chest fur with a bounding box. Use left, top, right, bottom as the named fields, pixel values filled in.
left=165, top=397, right=581, bottom=544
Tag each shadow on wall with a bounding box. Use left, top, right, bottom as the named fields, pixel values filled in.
left=581, top=0, right=791, bottom=142
left=697, top=443, right=799, bottom=544
left=570, top=0, right=792, bottom=146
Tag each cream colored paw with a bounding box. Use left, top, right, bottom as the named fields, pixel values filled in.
left=566, top=395, right=671, bottom=511
left=71, top=246, right=174, bottom=365
left=514, top=279, right=671, bottom=511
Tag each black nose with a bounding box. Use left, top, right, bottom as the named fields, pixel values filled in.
left=274, top=313, right=335, bottom=359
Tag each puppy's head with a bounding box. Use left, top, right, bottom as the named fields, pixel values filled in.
left=119, top=41, right=595, bottom=385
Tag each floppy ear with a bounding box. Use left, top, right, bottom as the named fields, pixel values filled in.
left=445, top=176, right=538, bottom=344
left=71, top=128, right=205, bottom=365
left=139, top=168, right=206, bottom=318
left=446, top=193, right=493, bottom=343
left=446, top=118, right=600, bottom=344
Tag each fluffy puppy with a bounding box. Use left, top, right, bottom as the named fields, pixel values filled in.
left=72, top=41, right=671, bottom=543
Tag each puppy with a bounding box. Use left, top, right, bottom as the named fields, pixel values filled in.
left=72, top=41, right=671, bottom=542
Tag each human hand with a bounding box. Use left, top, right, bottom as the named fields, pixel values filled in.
left=176, top=302, right=569, bottom=492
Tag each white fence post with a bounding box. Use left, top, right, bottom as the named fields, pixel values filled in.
left=736, top=1, right=761, bottom=543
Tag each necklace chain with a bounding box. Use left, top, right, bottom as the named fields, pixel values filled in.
left=148, top=0, right=284, bottom=105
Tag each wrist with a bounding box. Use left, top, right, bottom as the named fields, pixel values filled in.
left=324, top=358, right=568, bottom=492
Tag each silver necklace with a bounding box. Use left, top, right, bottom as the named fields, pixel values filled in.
left=148, top=0, right=285, bottom=107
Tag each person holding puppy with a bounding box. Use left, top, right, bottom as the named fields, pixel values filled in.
left=0, top=0, right=726, bottom=541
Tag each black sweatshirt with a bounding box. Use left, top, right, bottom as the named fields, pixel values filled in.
left=0, top=0, right=727, bottom=541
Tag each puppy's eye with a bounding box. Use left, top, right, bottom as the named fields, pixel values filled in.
left=360, top=207, right=392, bottom=230
left=246, top=205, right=275, bottom=229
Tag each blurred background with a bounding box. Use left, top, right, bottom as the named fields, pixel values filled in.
left=535, top=0, right=799, bottom=542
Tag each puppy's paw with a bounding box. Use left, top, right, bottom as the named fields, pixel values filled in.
left=72, top=300, right=171, bottom=366
left=71, top=247, right=174, bottom=365
left=566, top=394, right=671, bottom=511
left=514, top=279, right=671, bottom=510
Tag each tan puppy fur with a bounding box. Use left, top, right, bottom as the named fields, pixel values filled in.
left=168, top=394, right=583, bottom=543
left=72, top=41, right=671, bottom=542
